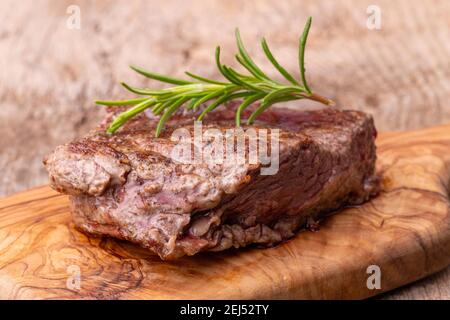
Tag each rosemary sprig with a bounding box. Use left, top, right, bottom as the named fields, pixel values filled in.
left=96, top=17, right=334, bottom=136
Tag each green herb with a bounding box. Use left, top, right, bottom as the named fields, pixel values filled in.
left=96, top=17, right=334, bottom=136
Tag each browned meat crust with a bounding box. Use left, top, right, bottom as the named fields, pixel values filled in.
left=44, top=104, right=379, bottom=259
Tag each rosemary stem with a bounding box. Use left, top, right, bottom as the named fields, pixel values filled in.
left=98, top=16, right=333, bottom=136
left=305, top=92, right=335, bottom=106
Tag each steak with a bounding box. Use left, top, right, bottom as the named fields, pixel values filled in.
left=44, top=104, right=379, bottom=259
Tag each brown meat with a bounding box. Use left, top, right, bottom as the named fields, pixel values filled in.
left=44, top=104, right=379, bottom=259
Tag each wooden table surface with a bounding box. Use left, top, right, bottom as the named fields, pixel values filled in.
left=0, top=0, right=449, bottom=299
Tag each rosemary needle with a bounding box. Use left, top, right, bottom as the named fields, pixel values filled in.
left=96, top=17, right=334, bottom=137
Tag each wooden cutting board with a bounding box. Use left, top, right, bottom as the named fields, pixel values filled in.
left=1, top=124, right=450, bottom=300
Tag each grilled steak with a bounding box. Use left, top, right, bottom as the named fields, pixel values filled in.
left=44, top=104, right=379, bottom=259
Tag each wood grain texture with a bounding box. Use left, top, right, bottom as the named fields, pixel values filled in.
left=1, top=0, right=450, bottom=299
left=0, top=127, right=450, bottom=300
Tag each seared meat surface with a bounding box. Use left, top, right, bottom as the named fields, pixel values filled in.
left=44, top=104, right=379, bottom=259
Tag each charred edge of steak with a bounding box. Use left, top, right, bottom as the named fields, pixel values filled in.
left=175, top=113, right=379, bottom=258
left=44, top=105, right=379, bottom=260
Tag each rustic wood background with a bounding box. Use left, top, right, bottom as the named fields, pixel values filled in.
left=0, top=0, right=449, bottom=299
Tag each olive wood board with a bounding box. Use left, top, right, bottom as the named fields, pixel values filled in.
left=1, top=124, right=450, bottom=299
